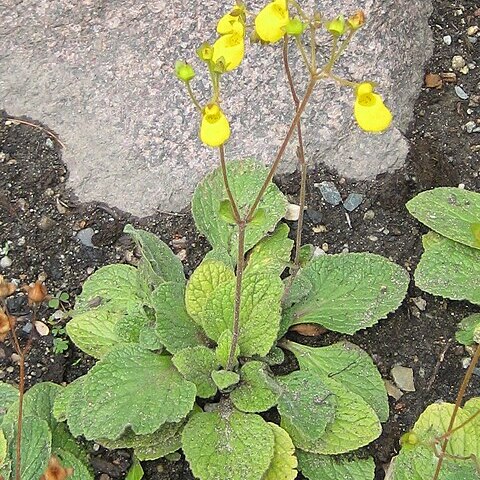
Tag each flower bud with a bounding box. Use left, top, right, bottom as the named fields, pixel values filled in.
left=285, top=18, right=306, bottom=36
left=24, top=280, right=48, bottom=306
left=0, top=276, right=16, bottom=299
left=348, top=10, right=365, bottom=30
left=174, top=61, right=195, bottom=82
left=197, top=43, right=214, bottom=62
left=326, top=15, right=346, bottom=36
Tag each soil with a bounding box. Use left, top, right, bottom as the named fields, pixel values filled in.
left=1, top=1, right=480, bottom=479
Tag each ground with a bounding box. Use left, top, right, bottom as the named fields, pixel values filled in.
left=0, top=0, right=479, bottom=479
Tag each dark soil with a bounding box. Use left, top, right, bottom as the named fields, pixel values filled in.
left=1, top=1, right=480, bottom=479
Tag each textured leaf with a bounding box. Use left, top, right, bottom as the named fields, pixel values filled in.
left=192, top=160, right=288, bottom=256
left=216, top=330, right=240, bottom=369
left=285, top=253, right=409, bottom=334
left=277, top=371, right=336, bottom=445
left=126, top=456, right=144, bottom=480
left=54, top=448, right=94, bottom=480
left=298, top=452, right=375, bottom=480
left=172, top=347, right=219, bottom=398
left=0, top=429, right=6, bottom=467
left=286, top=341, right=389, bottom=422
left=63, top=345, right=196, bottom=440
left=100, top=421, right=185, bottom=461
left=415, top=233, right=480, bottom=304
left=152, top=282, right=207, bottom=354
left=262, top=423, right=297, bottom=480
left=182, top=409, right=275, bottom=480
left=53, top=377, right=85, bottom=423
left=51, top=422, right=90, bottom=468
left=456, top=313, right=480, bottom=346
left=211, top=370, right=240, bottom=390
left=203, top=272, right=284, bottom=356
left=0, top=383, right=18, bottom=423
left=185, top=259, right=234, bottom=325
left=124, top=225, right=185, bottom=286
left=245, top=223, right=294, bottom=276
left=231, top=361, right=279, bottom=413
left=406, top=187, right=480, bottom=249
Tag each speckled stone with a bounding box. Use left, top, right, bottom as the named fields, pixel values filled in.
left=0, top=0, right=433, bottom=216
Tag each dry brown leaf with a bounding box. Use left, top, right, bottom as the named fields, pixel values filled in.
left=424, top=73, right=442, bottom=89
left=439, top=72, right=457, bottom=83
left=289, top=323, right=328, bottom=337
left=40, top=455, right=74, bottom=480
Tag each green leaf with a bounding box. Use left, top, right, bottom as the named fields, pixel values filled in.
left=0, top=383, right=18, bottom=423
left=286, top=341, right=389, bottom=422
left=456, top=313, right=480, bottom=346
left=203, top=272, right=284, bottom=356
left=415, top=233, right=480, bottom=304
left=230, top=361, right=279, bottom=413
left=185, top=259, right=235, bottom=325
left=152, top=282, right=207, bottom=354
left=100, top=421, right=185, bottom=461
left=298, top=244, right=315, bottom=267
left=298, top=452, right=375, bottom=480
left=53, top=377, right=85, bottom=423
left=172, top=347, right=219, bottom=398
left=191, top=160, right=288, bottom=256
left=219, top=199, right=237, bottom=225
left=216, top=330, right=240, bottom=369
left=126, top=456, right=144, bottom=480
left=245, top=223, right=294, bottom=276
left=54, top=448, right=94, bottom=480
left=0, top=429, right=6, bottom=468
left=182, top=409, right=275, bottom=480
left=406, top=187, right=480, bottom=249
left=284, top=253, right=409, bottom=334
left=124, top=224, right=186, bottom=286
left=63, top=345, right=196, bottom=440
left=262, top=423, right=298, bottom=480
left=277, top=371, right=336, bottom=445
left=212, top=370, right=240, bottom=390
left=263, top=347, right=285, bottom=366
left=59, top=292, right=70, bottom=301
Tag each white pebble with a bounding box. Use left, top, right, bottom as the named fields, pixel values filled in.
left=443, top=35, right=452, bottom=45
left=452, top=55, right=466, bottom=70
left=0, top=256, right=12, bottom=269
left=284, top=203, right=301, bottom=221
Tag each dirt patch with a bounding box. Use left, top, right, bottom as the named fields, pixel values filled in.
left=1, top=1, right=479, bottom=479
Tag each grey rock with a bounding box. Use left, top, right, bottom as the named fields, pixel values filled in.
left=455, top=85, right=469, bottom=100
left=343, top=192, right=364, bottom=211
left=0, top=256, right=12, bottom=269
left=0, top=0, right=433, bottom=216
left=391, top=365, right=415, bottom=392
left=76, top=227, right=95, bottom=248
left=318, top=181, right=342, bottom=206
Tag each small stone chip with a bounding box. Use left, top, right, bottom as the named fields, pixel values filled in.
left=391, top=365, right=415, bottom=392
left=455, top=85, right=469, bottom=100
left=318, top=181, right=342, bottom=206
left=343, top=192, right=364, bottom=212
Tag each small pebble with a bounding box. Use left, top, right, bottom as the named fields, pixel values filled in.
left=34, top=321, right=50, bottom=336
left=38, top=215, right=55, bottom=231
left=343, top=193, right=364, bottom=212
left=411, top=296, right=427, bottom=311
left=0, top=256, right=12, bottom=269
left=455, top=85, right=469, bottom=100
left=321, top=243, right=329, bottom=252
left=452, top=55, right=466, bottom=70
left=76, top=228, right=95, bottom=248
left=305, top=209, right=323, bottom=224
left=459, top=66, right=470, bottom=74
left=45, top=138, right=54, bottom=149
left=6, top=366, right=14, bottom=373
left=313, top=246, right=326, bottom=257
left=443, top=34, right=452, bottom=45
left=11, top=353, right=21, bottom=363
left=22, top=323, right=33, bottom=334
left=384, top=379, right=403, bottom=400
left=368, top=235, right=379, bottom=242
left=363, top=210, right=375, bottom=221
left=467, top=25, right=479, bottom=36
left=285, top=203, right=301, bottom=221
left=465, top=121, right=477, bottom=133
left=391, top=365, right=415, bottom=392
left=312, top=225, right=327, bottom=234
left=468, top=36, right=478, bottom=44
left=318, top=181, right=342, bottom=206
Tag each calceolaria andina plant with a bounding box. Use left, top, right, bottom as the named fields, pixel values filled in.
left=0, top=2, right=409, bottom=480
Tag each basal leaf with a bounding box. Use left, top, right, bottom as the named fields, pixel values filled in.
left=262, top=423, right=297, bottom=480
left=0, top=383, right=18, bottom=424
left=216, top=330, right=240, bottom=369
left=211, top=370, right=240, bottom=390
left=298, top=451, right=375, bottom=480
left=125, top=456, right=144, bottom=480
left=182, top=408, right=275, bottom=480
left=124, top=225, right=185, bottom=287
left=231, top=361, right=279, bottom=413
left=152, top=282, right=207, bottom=354
left=54, top=448, right=94, bottom=480
left=285, top=253, right=409, bottom=334
left=406, top=187, right=480, bottom=249
left=203, top=272, right=284, bottom=356
left=185, top=259, right=234, bottom=326
left=63, top=345, right=196, bottom=440
left=287, top=341, right=389, bottom=422
left=191, top=160, right=288, bottom=256
left=456, top=313, right=480, bottom=346
left=172, top=346, right=219, bottom=398
left=245, top=223, right=294, bottom=276
left=415, top=233, right=480, bottom=304
left=277, top=370, right=336, bottom=445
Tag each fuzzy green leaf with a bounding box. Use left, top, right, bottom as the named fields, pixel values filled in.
left=152, top=282, right=206, bottom=353
left=172, top=346, right=219, bottom=398
left=203, top=272, right=284, bottom=356
left=185, top=259, right=234, bottom=325
left=0, top=383, right=18, bottom=423
left=415, top=233, right=480, bottom=304
left=231, top=361, right=279, bottom=413
left=182, top=409, right=275, bottom=480
left=63, top=345, right=196, bottom=440
left=456, top=313, right=480, bottom=346
left=285, top=253, right=409, bottom=334
left=191, top=160, right=288, bottom=256
left=262, top=423, right=298, bottom=480
left=277, top=371, right=336, bottom=445
left=287, top=341, right=389, bottom=422
left=406, top=187, right=480, bottom=249
left=245, top=223, right=294, bottom=276
left=126, top=456, right=144, bottom=480
left=216, top=330, right=240, bottom=368
left=124, top=224, right=186, bottom=286
left=0, top=429, right=7, bottom=468
left=211, top=370, right=240, bottom=390
left=298, top=452, right=375, bottom=480
left=54, top=448, right=94, bottom=480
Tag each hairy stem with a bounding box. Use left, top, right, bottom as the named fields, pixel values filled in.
left=432, top=344, right=480, bottom=480
left=219, top=145, right=241, bottom=222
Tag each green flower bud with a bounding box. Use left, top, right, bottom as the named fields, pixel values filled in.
left=197, top=42, right=214, bottom=62
left=326, top=15, right=346, bottom=36
left=174, top=61, right=195, bottom=82
left=285, top=18, right=306, bottom=36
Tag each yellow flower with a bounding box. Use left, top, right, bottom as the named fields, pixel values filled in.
left=212, top=21, right=245, bottom=71
left=326, top=15, right=346, bottom=36
left=354, top=83, right=393, bottom=133
left=254, top=0, right=289, bottom=43
left=200, top=104, right=231, bottom=147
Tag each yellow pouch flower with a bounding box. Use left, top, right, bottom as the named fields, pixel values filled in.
left=213, top=21, right=245, bottom=71
left=255, top=0, right=289, bottom=43
left=200, top=104, right=231, bottom=147
left=354, top=83, right=393, bottom=133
